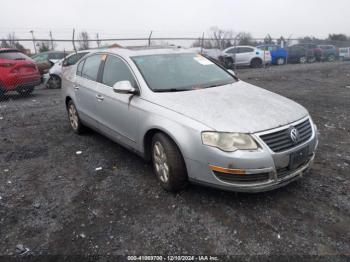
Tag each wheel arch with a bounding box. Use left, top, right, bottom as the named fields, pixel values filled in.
left=143, top=127, right=185, bottom=162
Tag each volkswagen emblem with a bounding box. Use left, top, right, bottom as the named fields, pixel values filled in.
left=289, top=127, right=300, bottom=144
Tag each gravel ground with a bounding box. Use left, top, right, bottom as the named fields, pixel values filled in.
left=0, top=62, right=349, bottom=258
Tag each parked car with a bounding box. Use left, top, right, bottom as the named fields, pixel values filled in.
left=257, top=44, right=288, bottom=65
left=32, top=51, right=69, bottom=75
left=218, top=46, right=271, bottom=68
left=338, top=47, right=350, bottom=61
left=62, top=48, right=318, bottom=193
left=288, top=44, right=323, bottom=63
left=0, top=48, right=41, bottom=96
left=317, top=45, right=337, bottom=62
left=45, top=51, right=90, bottom=89
left=285, top=45, right=315, bottom=64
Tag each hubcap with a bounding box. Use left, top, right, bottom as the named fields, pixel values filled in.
left=68, top=104, right=79, bottom=130
left=153, top=141, right=169, bottom=183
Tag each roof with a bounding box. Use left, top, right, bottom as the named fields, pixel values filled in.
left=94, top=46, right=195, bottom=57
left=0, top=48, right=19, bottom=52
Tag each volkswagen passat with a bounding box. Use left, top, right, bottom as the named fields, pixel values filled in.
left=62, top=48, right=318, bottom=192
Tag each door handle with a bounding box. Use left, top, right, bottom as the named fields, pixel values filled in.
left=96, top=94, right=104, bottom=101
left=73, top=84, right=79, bottom=90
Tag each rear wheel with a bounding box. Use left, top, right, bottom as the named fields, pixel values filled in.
left=327, top=55, right=335, bottom=62
left=308, top=56, right=316, bottom=63
left=67, top=100, right=85, bottom=134
left=299, top=56, right=307, bottom=64
left=17, top=87, right=34, bottom=96
left=250, top=58, right=263, bottom=68
left=276, top=57, right=285, bottom=65
left=151, top=133, right=188, bottom=192
left=47, top=75, right=61, bottom=89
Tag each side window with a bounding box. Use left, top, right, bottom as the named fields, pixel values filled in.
left=81, top=55, right=102, bottom=81
left=268, top=46, right=277, bottom=51
left=239, top=47, right=254, bottom=53
left=67, top=52, right=88, bottom=66
left=226, top=48, right=237, bottom=54
left=76, top=59, right=85, bottom=76
left=102, top=55, right=137, bottom=88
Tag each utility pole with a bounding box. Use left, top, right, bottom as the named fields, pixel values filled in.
left=96, top=33, right=100, bottom=48
left=148, top=30, right=153, bottom=46
left=30, top=30, right=37, bottom=54
left=49, top=31, right=54, bottom=50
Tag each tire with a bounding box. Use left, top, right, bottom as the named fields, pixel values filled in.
left=276, top=57, right=285, bottom=65
left=47, top=75, right=61, bottom=89
left=225, top=57, right=234, bottom=69
left=151, top=133, right=188, bottom=192
left=0, top=87, right=5, bottom=99
left=299, top=56, right=307, bottom=64
left=250, top=58, right=263, bottom=68
left=327, top=55, right=335, bottom=62
left=17, top=87, right=34, bottom=95
left=308, top=56, right=316, bottom=63
left=67, top=100, right=85, bottom=134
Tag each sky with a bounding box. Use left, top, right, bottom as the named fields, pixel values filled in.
left=0, top=0, right=349, bottom=50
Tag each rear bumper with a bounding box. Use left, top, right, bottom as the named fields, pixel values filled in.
left=1, top=74, right=41, bottom=91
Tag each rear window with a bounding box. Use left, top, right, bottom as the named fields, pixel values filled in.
left=0, top=51, right=29, bottom=60
left=48, top=53, right=66, bottom=60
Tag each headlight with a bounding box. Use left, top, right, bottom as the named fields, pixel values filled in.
left=201, top=132, right=258, bottom=152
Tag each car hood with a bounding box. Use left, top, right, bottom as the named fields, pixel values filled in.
left=149, top=81, right=308, bottom=133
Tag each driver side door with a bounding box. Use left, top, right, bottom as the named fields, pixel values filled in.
left=95, top=54, right=141, bottom=148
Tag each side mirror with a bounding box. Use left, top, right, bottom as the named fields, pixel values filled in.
left=113, top=81, right=137, bottom=94
left=227, top=69, right=236, bottom=76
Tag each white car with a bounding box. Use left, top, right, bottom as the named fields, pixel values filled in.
left=339, top=47, right=350, bottom=61
left=220, top=46, right=271, bottom=68
left=45, top=51, right=90, bottom=89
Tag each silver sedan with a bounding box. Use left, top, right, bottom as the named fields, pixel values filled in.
left=62, top=48, right=318, bottom=192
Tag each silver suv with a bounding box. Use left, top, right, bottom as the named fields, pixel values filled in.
left=62, top=48, right=318, bottom=193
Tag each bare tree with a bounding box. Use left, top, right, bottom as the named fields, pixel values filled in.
left=37, top=41, right=51, bottom=52
left=78, top=31, right=90, bottom=50
left=236, top=32, right=254, bottom=46
left=3, top=33, right=26, bottom=52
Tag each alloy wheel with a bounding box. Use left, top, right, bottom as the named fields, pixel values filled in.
left=153, top=141, right=170, bottom=183
left=68, top=104, right=79, bottom=130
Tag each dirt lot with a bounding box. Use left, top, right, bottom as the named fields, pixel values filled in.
left=0, top=62, right=349, bottom=258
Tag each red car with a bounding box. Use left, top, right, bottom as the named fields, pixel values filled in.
left=0, top=48, right=41, bottom=96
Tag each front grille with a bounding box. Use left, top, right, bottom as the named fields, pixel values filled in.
left=213, top=171, right=270, bottom=184
left=259, top=119, right=312, bottom=153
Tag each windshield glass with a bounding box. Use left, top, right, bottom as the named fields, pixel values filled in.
left=132, top=53, right=236, bottom=92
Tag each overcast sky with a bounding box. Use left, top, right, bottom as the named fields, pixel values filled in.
left=1, top=0, right=349, bottom=49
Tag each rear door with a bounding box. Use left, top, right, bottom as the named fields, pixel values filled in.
left=74, top=54, right=104, bottom=127
left=95, top=54, right=140, bottom=147
left=236, top=47, right=255, bottom=65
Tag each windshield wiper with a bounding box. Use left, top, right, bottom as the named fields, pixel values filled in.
left=153, top=88, right=192, bottom=92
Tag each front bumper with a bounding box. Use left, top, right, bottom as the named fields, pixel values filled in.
left=186, top=117, right=318, bottom=193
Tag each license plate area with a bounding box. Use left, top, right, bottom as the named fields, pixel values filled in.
left=289, top=146, right=309, bottom=170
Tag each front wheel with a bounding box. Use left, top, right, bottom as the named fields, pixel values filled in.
left=47, top=75, right=61, bottom=89
left=151, top=133, right=188, bottom=192
left=250, top=58, right=263, bottom=68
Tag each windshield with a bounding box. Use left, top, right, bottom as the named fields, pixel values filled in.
left=132, top=53, right=236, bottom=92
